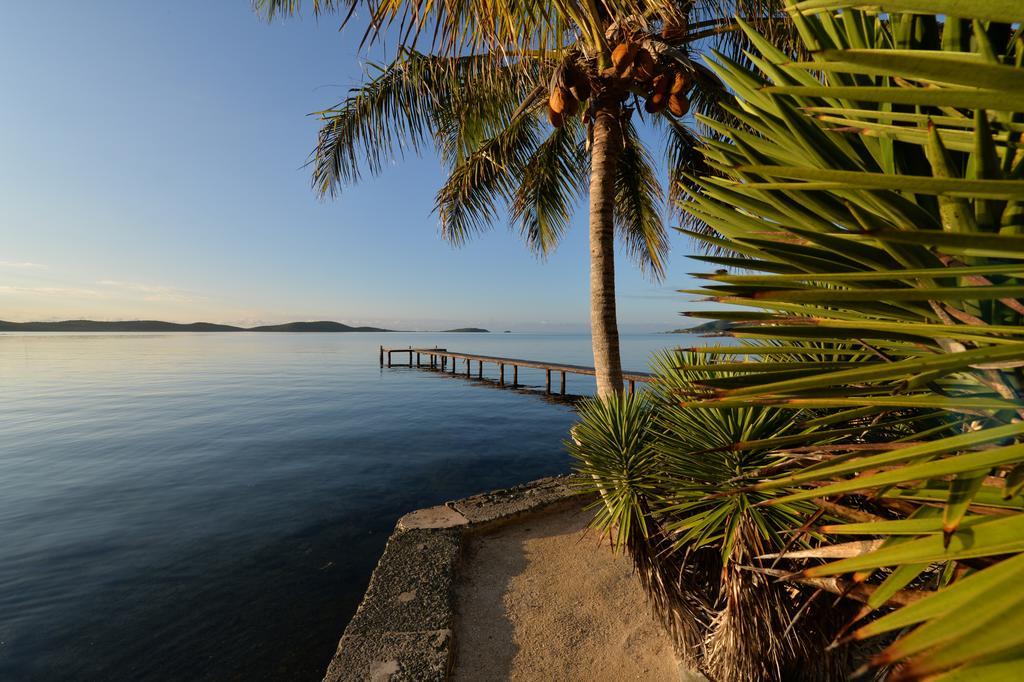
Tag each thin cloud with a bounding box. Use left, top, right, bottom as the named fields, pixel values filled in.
left=0, top=285, right=102, bottom=298
left=96, top=280, right=199, bottom=303
left=0, top=261, right=46, bottom=270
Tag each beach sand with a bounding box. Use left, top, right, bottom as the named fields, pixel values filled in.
left=452, top=506, right=703, bottom=681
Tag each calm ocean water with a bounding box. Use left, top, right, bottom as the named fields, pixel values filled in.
left=0, top=331, right=684, bottom=681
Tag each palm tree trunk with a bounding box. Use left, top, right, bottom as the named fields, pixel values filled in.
left=588, top=98, right=624, bottom=398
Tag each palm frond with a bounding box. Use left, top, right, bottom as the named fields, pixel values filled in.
left=311, top=50, right=444, bottom=195
left=313, top=50, right=539, bottom=198
left=429, top=54, right=548, bottom=167
left=510, top=115, right=588, bottom=256
left=433, top=106, right=544, bottom=245
left=658, top=116, right=713, bottom=227
left=252, top=0, right=351, bottom=20
left=614, top=119, right=668, bottom=280
left=686, top=61, right=735, bottom=129
left=695, top=0, right=804, bottom=64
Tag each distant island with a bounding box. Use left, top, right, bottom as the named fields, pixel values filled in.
left=0, top=320, right=502, bottom=333
left=0, top=319, right=395, bottom=333
left=249, top=321, right=391, bottom=332
left=667, top=320, right=736, bottom=334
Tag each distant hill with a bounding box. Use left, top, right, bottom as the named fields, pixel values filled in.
left=248, top=321, right=390, bottom=332
left=0, top=319, right=393, bottom=333
left=441, top=327, right=489, bottom=333
left=667, top=320, right=736, bottom=334
left=0, top=319, right=243, bottom=332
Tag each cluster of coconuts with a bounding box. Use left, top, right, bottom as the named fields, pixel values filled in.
left=546, top=39, right=692, bottom=128
left=610, top=40, right=692, bottom=117
left=546, top=63, right=591, bottom=128
left=645, top=70, right=690, bottom=116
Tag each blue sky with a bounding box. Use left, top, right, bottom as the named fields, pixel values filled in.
left=0, top=2, right=708, bottom=332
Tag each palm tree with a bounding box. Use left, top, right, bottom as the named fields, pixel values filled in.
left=254, top=0, right=791, bottom=397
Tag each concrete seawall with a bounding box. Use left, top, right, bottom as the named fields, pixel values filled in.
left=322, top=476, right=590, bottom=681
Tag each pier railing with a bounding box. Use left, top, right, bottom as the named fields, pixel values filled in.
left=379, top=346, right=654, bottom=395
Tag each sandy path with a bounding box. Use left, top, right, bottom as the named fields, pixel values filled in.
left=453, top=507, right=700, bottom=681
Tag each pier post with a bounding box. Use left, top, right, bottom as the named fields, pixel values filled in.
left=379, top=345, right=383, bottom=367
left=560, top=371, right=566, bottom=395
left=499, top=364, right=505, bottom=385
left=513, top=365, right=518, bottom=387
left=629, top=380, right=636, bottom=395
left=416, top=353, right=421, bottom=367
left=408, top=349, right=413, bottom=368
left=387, top=350, right=392, bottom=368
left=478, top=361, right=482, bottom=379
left=452, top=356, right=457, bottom=374
left=466, top=359, right=470, bottom=376
left=545, top=369, right=551, bottom=394
left=442, top=356, right=446, bottom=371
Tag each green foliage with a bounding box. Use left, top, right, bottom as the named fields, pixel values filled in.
left=647, top=351, right=815, bottom=561
left=571, top=390, right=662, bottom=550
left=255, top=0, right=806, bottom=275
left=254, top=0, right=798, bottom=61
left=673, top=2, right=1024, bottom=679
left=570, top=352, right=850, bottom=681
left=308, top=42, right=683, bottom=273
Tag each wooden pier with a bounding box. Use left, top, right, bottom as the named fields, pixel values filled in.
left=379, top=346, right=654, bottom=395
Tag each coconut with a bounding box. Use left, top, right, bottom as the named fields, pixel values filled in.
left=562, top=91, right=580, bottom=117
left=549, top=86, right=568, bottom=114
left=644, top=95, right=667, bottom=114
left=547, top=105, right=565, bottom=128
left=632, top=49, right=656, bottom=82
left=611, top=42, right=639, bottom=75
left=651, top=73, right=670, bottom=97
left=555, top=64, right=570, bottom=90
left=671, top=71, right=690, bottom=95
left=565, top=66, right=591, bottom=102
left=668, top=92, right=689, bottom=117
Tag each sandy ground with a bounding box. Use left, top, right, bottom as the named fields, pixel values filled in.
left=453, top=507, right=701, bottom=681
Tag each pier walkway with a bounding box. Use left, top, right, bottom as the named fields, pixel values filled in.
left=379, top=346, right=654, bottom=395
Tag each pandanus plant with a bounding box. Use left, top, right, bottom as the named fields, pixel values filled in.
left=570, top=351, right=856, bottom=680
left=253, top=0, right=797, bottom=397
left=675, top=2, right=1024, bottom=680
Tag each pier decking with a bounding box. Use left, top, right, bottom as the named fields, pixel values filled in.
left=379, top=346, right=654, bottom=395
